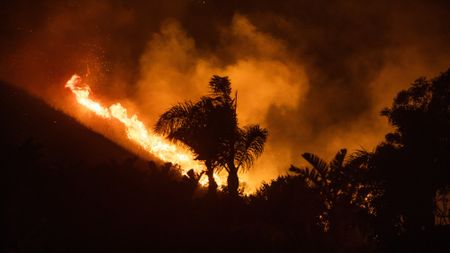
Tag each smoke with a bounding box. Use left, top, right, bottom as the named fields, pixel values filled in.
left=1, top=0, right=449, bottom=191
left=135, top=16, right=308, bottom=190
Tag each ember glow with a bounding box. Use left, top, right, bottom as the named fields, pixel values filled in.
left=65, top=74, right=224, bottom=187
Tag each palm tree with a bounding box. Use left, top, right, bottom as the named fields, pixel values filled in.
left=155, top=76, right=238, bottom=194
left=290, top=149, right=377, bottom=232
left=155, top=98, right=234, bottom=194
left=155, top=75, right=267, bottom=196
left=225, top=125, right=268, bottom=197
left=205, top=76, right=268, bottom=197
left=290, top=149, right=350, bottom=210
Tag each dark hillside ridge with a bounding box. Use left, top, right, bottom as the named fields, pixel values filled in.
left=0, top=81, right=139, bottom=165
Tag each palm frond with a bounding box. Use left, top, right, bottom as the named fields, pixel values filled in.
left=330, top=149, right=347, bottom=170
left=302, top=152, right=328, bottom=173
left=235, top=125, right=268, bottom=171
left=289, top=165, right=302, bottom=174
left=347, top=149, right=373, bottom=170
left=154, top=101, right=195, bottom=136
left=209, top=75, right=232, bottom=98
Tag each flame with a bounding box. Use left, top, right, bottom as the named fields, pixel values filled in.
left=65, top=74, right=225, bottom=187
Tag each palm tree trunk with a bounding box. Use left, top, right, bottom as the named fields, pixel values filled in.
left=205, top=161, right=217, bottom=194
left=227, top=162, right=239, bottom=197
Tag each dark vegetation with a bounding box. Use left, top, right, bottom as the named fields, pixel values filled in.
left=2, top=70, right=450, bottom=252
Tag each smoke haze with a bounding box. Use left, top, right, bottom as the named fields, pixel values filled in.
left=1, top=0, right=449, bottom=191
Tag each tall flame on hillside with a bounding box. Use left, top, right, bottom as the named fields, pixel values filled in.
left=65, top=74, right=220, bottom=186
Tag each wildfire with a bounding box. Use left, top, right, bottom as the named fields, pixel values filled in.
left=65, top=74, right=222, bottom=187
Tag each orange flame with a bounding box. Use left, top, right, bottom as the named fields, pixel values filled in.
left=65, top=74, right=223, bottom=187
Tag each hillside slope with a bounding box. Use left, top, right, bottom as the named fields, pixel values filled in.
left=1, top=82, right=203, bottom=252
left=0, top=81, right=139, bottom=165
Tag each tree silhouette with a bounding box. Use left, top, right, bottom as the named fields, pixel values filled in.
left=373, top=69, right=450, bottom=232
left=154, top=83, right=236, bottom=193
left=155, top=75, right=267, bottom=196
left=290, top=149, right=377, bottom=236
left=225, top=124, right=268, bottom=197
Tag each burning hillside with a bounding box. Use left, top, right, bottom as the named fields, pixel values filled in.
left=65, top=74, right=226, bottom=188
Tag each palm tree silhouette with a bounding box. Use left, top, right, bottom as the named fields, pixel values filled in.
left=225, top=125, right=267, bottom=197
left=155, top=75, right=267, bottom=196
left=154, top=77, right=236, bottom=193
left=290, top=149, right=376, bottom=232
left=290, top=149, right=350, bottom=211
